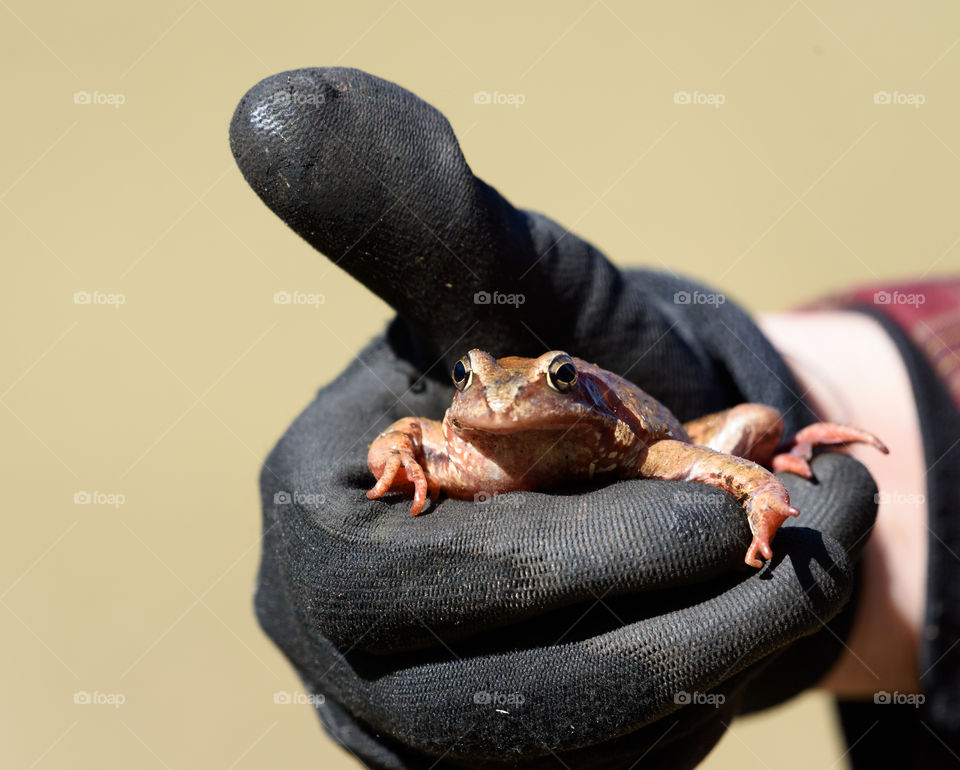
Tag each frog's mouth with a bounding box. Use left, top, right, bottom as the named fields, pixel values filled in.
left=449, top=415, right=587, bottom=435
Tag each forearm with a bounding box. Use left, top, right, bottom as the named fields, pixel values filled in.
left=757, top=310, right=928, bottom=697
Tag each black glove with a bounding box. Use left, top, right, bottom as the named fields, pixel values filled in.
left=230, top=67, right=879, bottom=769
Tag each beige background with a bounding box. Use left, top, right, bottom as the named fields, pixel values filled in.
left=2, top=1, right=957, bottom=767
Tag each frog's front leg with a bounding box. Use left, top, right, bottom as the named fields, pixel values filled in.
left=639, top=439, right=799, bottom=568
left=367, top=417, right=444, bottom=515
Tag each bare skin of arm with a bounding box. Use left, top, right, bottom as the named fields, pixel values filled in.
left=758, top=311, right=928, bottom=697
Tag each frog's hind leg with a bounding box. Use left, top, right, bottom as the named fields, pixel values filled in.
left=639, top=439, right=798, bottom=568
left=684, top=405, right=889, bottom=477
left=683, top=404, right=784, bottom=463
left=772, top=423, right=889, bottom=478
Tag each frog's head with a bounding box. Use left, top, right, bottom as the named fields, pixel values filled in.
left=446, top=349, right=612, bottom=434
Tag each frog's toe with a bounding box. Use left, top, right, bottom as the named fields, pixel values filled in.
left=782, top=422, right=889, bottom=456
left=744, top=536, right=770, bottom=569
left=771, top=450, right=813, bottom=478
left=409, top=491, right=426, bottom=516
left=402, top=457, right=429, bottom=515
left=744, top=492, right=799, bottom=568
left=367, top=455, right=402, bottom=500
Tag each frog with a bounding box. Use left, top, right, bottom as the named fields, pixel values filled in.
left=366, top=349, right=888, bottom=567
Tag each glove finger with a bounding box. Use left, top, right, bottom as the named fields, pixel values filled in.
left=230, top=66, right=559, bottom=356
left=308, top=664, right=742, bottom=770
left=260, top=519, right=748, bottom=770
left=259, top=522, right=852, bottom=760
left=231, top=69, right=814, bottom=428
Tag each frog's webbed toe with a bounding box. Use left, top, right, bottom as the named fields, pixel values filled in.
left=366, top=447, right=431, bottom=515
left=744, top=484, right=801, bottom=568
left=367, top=419, right=434, bottom=515
left=772, top=422, right=889, bottom=478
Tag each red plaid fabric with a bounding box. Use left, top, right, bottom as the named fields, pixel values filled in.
left=809, top=278, right=960, bottom=411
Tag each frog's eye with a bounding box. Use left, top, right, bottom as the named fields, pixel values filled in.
left=452, top=355, right=473, bottom=392
left=546, top=355, right=578, bottom=393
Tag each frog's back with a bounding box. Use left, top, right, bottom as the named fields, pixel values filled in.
left=572, top=357, right=689, bottom=444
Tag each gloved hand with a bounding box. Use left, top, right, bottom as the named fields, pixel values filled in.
left=230, top=68, right=879, bottom=769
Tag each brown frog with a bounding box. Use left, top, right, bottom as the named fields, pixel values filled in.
left=367, top=350, right=887, bottom=567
